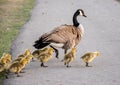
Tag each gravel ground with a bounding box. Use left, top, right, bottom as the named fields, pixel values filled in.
left=4, top=0, right=120, bottom=85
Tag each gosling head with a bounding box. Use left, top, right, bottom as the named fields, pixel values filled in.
left=71, top=48, right=76, bottom=53
left=5, top=54, right=12, bottom=60
left=77, top=9, right=87, bottom=17
left=24, top=49, right=31, bottom=56
left=1, top=53, right=7, bottom=58
left=94, top=51, right=100, bottom=56
left=32, top=50, right=40, bottom=58
left=48, top=48, right=54, bottom=54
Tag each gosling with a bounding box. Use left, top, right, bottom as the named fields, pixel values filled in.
left=12, top=49, right=31, bottom=63
left=81, top=51, right=100, bottom=67
left=34, top=48, right=54, bottom=67
left=0, top=53, right=12, bottom=70
left=9, top=58, right=29, bottom=77
left=61, top=48, right=76, bottom=67
left=32, top=47, right=49, bottom=61
left=0, top=53, right=12, bottom=78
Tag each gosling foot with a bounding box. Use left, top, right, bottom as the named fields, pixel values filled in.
left=20, top=70, right=26, bottom=73
left=16, top=74, right=22, bottom=77
left=66, top=65, right=71, bottom=68
left=5, top=75, right=8, bottom=79
left=41, top=63, right=48, bottom=67
left=86, top=62, right=92, bottom=67
left=86, top=65, right=92, bottom=67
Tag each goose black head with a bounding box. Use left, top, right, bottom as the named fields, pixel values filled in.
left=73, top=9, right=87, bottom=27
left=77, top=9, right=87, bottom=17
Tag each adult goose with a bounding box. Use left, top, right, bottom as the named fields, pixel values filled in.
left=33, top=9, right=87, bottom=58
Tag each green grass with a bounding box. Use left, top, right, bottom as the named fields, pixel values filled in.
left=0, top=0, right=34, bottom=84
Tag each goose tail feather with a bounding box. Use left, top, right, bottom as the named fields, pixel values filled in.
left=33, top=38, right=50, bottom=49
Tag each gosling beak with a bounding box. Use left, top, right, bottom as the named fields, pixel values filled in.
left=83, top=14, right=87, bottom=17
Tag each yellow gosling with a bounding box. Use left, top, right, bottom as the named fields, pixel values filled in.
left=12, top=49, right=31, bottom=63
left=62, top=48, right=76, bottom=67
left=35, top=48, right=54, bottom=67
left=25, top=54, right=33, bottom=63
left=0, top=53, right=12, bottom=70
left=12, top=54, right=26, bottom=63
left=9, top=58, right=28, bottom=77
left=81, top=51, right=100, bottom=67
left=0, top=53, right=11, bottom=64
left=0, top=53, right=12, bottom=78
left=32, top=47, right=49, bottom=60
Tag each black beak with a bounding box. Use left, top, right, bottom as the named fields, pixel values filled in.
left=83, top=14, right=87, bottom=17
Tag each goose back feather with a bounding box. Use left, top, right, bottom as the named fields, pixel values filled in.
left=36, top=24, right=83, bottom=50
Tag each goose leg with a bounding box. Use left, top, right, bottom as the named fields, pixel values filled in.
left=50, top=46, right=59, bottom=59
left=64, top=49, right=67, bottom=54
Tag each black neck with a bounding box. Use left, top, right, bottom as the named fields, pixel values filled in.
left=73, top=12, right=79, bottom=27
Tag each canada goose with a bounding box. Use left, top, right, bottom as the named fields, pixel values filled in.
left=81, top=52, right=100, bottom=67
left=33, top=9, right=87, bottom=58
left=61, top=48, right=76, bottom=67
left=34, top=48, right=54, bottom=67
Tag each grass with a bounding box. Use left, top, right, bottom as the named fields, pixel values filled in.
left=0, top=0, right=34, bottom=84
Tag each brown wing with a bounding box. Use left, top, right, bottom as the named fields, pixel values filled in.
left=41, top=25, right=79, bottom=44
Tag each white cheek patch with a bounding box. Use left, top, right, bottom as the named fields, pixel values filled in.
left=79, top=11, right=83, bottom=16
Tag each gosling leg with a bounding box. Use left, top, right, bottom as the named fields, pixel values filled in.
left=20, top=70, right=26, bottom=73
left=16, top=73, right=21, bottom=77
left=5, top=74, right=8, bottom=79
left=31, top=58, right=35, bottom=62
left=41, top=63, right=48, bottom=67
left=66, top=63, right=71, bottom=68
left=86, top=62, right=92, bottom=67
